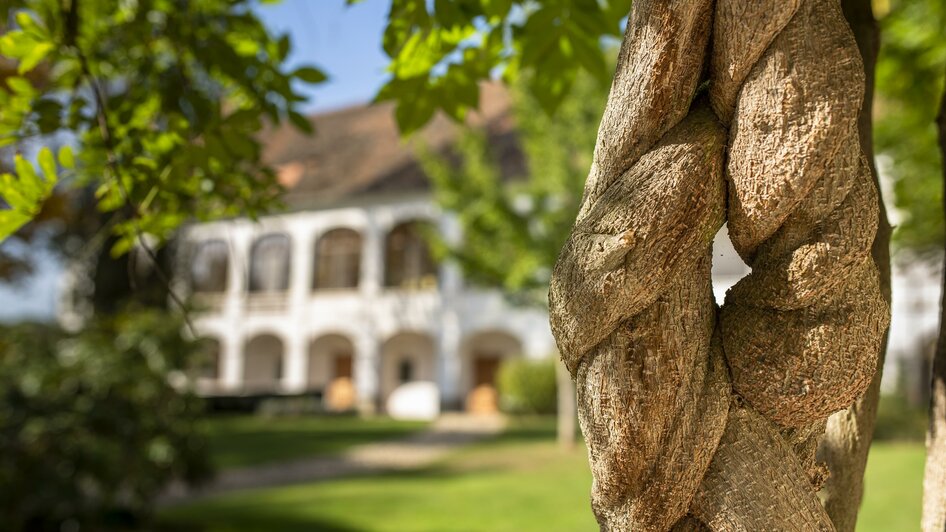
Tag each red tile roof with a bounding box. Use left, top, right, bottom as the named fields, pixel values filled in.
left=262, top=83, right=523, bottom=209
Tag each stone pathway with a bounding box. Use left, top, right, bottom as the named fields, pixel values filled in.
left=159, top=414, right=506, bottom=506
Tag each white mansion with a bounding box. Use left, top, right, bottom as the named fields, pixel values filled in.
left=173, top=86, right=940, bottom=416
left=178, top=86, right=557, bottom=416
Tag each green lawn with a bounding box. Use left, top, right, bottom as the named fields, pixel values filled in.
left=204, top=415, right=428, bottom=469
left=166, top=418, right=925, bottom=531
left=857, top=441, right=926, bottom=531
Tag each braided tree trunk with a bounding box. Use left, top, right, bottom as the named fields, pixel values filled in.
left=548, top=0, right=890, bottom=530
left=818, top=2, right=892, bottom=529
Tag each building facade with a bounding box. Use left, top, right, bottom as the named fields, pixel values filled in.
left=181, top=191, right=555, bottom=415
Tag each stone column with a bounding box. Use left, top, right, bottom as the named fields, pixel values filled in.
left=283, top=223, right=314, bottom=393
left=437, top=309, right=462, bottom=410
left=354, top=333, right=380, bottom=415
left=436, top=213, right=463, bottom=410
left=222, top=224, right=251, bottom=392
left=221, top=329, right=243, bottom=391
left=362, top=214, right=384, bottom=297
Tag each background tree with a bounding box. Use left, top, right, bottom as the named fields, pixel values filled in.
left=0, top=2, right=325, bottom=527
left=866, top=1, right=946, bottom=528
left=874, top=0, right=946, bottom=255
left=0, top=0, right=325, bottom=317
left=421, top=73, right=604, bottom=306
left=421, top=72, right=606, bottom=447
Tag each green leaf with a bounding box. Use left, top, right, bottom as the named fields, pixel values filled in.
left=0, top=210, right=32, bottom=239
left=18, top=42, right=54, bottom=74
left=395, top=93, right=436, bottom=135
left=37, top=148, right=57, bottom=184
left=292, top=66, right=328, bottom=84
left=288, top=111, right=314, bottom=134
left=5, top=77, right=34, bottom=96
left=277, top=35, right=291, bottom=60
left=58, top=146, right=75, bottom=169
left=482, top=0, right=513, bottom=18
left=0, top=153, right=58, bottom=241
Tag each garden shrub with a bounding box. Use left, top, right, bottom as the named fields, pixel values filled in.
left=873, top=393, right=928, bottom=442
left=497, top=357, right=557, bottom=415
left=0, top=310, right=212, bottom=531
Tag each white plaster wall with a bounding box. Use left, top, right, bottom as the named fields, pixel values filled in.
left=180, top=193, right=557, bottom=410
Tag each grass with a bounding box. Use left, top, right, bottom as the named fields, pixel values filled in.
left=857, top=441, right=926, bottom=531
left=165, top=418, right=926, bottom=531
left=203, top=415, right=428, bottom=469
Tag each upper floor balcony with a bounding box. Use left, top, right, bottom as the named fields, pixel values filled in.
left=182, top=212, right=445, bottom=316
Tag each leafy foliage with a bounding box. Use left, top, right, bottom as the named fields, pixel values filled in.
left=421, top=72, right=606, bottom=305
left=376, top=0, right=629, bottom=133
left=497, top=357, right=557, bottom=414
left=0, top=0, right=326, bottom=253
left=875, top=0, right=946, bottom=255
left=0, top=146, right=72, bottom=237
left=0, top=310, right=212, bottom=531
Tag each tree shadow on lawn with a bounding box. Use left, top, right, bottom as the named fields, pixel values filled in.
left=158, top=513, right=362, bottom=532
left=209, top=427, right=430, bottom=469
left=159, top=417, right=583, bottom=531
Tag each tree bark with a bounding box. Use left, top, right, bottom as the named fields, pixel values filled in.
left=549, top=0, right=890, bottom=528
left=818, top=1, right=893, bottom=530
left=556, top=359, right=577, bottom=450
left=921, top=64, right=946, bottom=532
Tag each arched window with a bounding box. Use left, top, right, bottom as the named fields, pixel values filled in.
left=249, top=234, right=291, bottom=292
left=313, top=228, right=361, bottom=290
left=190, top=240, right=229, bottom=293
left=384, top=221, right=437, bottom=289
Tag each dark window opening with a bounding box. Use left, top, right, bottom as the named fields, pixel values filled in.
left=384, top=221, right=438, bottom=289
left=190, top=240, right=229, bottom=293
left=398, top=359, right=414, bottom=384
left=249, top=234, right=291, bottom=292
left=314, top=228, right=362, bottom=290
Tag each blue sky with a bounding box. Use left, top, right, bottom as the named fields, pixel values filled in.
left=264, top=0, right=390, bottom=113
left=0, top=1, right=390, bottom=321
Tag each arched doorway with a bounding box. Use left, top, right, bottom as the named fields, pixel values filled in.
left=461, top=331, right=523, bottom=415
left=243, top=334, right=284, bottom=392
left=309, top=334, right=357, bottom=411
left=380, top=332, right=436, bottom=406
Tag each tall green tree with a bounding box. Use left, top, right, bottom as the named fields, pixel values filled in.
left=867, top=2, right=946, bottom=529
left=874, top=0, right=946, bottom=255
left=421, top=72, right=606, bottom=306
left=421, top=72, right=607, bottom=448
left=0, top=0, right=324, bottom=255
